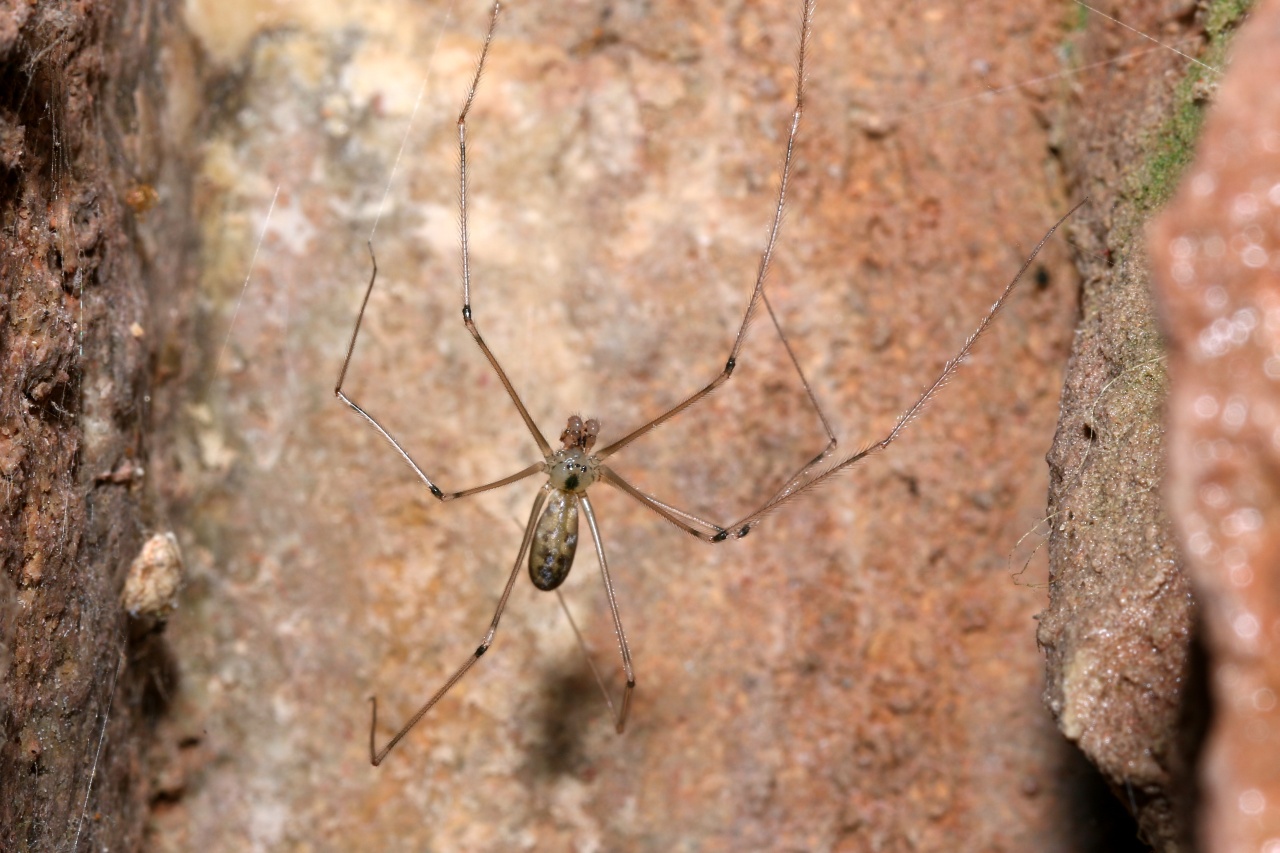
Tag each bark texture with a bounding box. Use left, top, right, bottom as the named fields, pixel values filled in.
left=0, top=0, right=196, bottom=849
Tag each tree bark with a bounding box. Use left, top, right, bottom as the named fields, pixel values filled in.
left=0, top=0, right=196, bottom=848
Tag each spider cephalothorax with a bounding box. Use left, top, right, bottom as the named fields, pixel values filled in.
left=531, top=417, right=603, bottom=591
left=546, top=418, right=600, bottom=494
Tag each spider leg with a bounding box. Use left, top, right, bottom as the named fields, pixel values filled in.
left=579, top=495, right=635, bottom=733
left=599, top=201, right=1086, bottom=544
left=597, top=465, right=727, bottom=542
left=595, top=0, right=817, bottom=462
left=457, top=1, right=552, bottom=457
left=553, top=589, right=620, bottom=722
left=335, top=242, right=546, bottom=501
left=720, top=199, right=1091, bottom=539
left=338, top=4, right=550, bottom=499
left=442, top=461, right=546, bottom=502
left=368, top=486, right=550, bottom=765
left=599, top=439, right=838, bottom=544
left=758, top=289, right=839, bottom=502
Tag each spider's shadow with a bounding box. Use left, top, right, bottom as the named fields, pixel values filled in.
left=522, top=659, right=608, bottom=780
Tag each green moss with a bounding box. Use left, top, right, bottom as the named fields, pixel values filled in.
left=1056, top=3, right=1090, bottom=66
left=1071, top=2, right=1089, bottom=33
left=1128, top=96, right=1200, bottom=217
left=1127, top=0, right=1254, bottom=216
left=1205, top=0, right=1253, bottom=38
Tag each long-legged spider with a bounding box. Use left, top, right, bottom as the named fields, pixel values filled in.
left=336, top=0, right=1080, bottom=765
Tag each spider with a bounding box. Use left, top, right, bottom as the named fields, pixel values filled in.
left=335, top=0, right=1080, bottom=765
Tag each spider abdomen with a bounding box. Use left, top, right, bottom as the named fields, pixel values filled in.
left=529, top=489, right=579, bottom=591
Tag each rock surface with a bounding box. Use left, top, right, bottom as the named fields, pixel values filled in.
left=140, top=0, right=1190, bottom=849
left=1150, top=0, right=1280, bottom=849
left=1036, top=2, right=1245, bottom=849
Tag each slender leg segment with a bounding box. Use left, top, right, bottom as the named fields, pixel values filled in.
left=758, top=289, right=839, bottom=501
left=595, top=0, right=818, bottom=462
left=599, top=199, right=1087, bottom=543
left=335, top=3, right=549, bottom=501
left=368, top=488, right=551, bottom=766
left=579, top=495, right=635, bottom=733
left=457, top=1, right=552, bottom=458
left=335, top=243, right=453, bottom=499
left=597, top=465, right=727, bottom=541
left=336, top=252, right=544, bottom=505
left=717, top=198, right=1090, bottom=538
left=554, top=590, right=622, bottom=723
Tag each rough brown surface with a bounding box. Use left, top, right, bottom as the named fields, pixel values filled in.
left=141, top=0, right=1150, bottom=849
left=1035, top=2, right=1237, bottom=849
left=0, top=0, right=197, bottom=849
left=1150, top=0, right=1280, bottom=849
